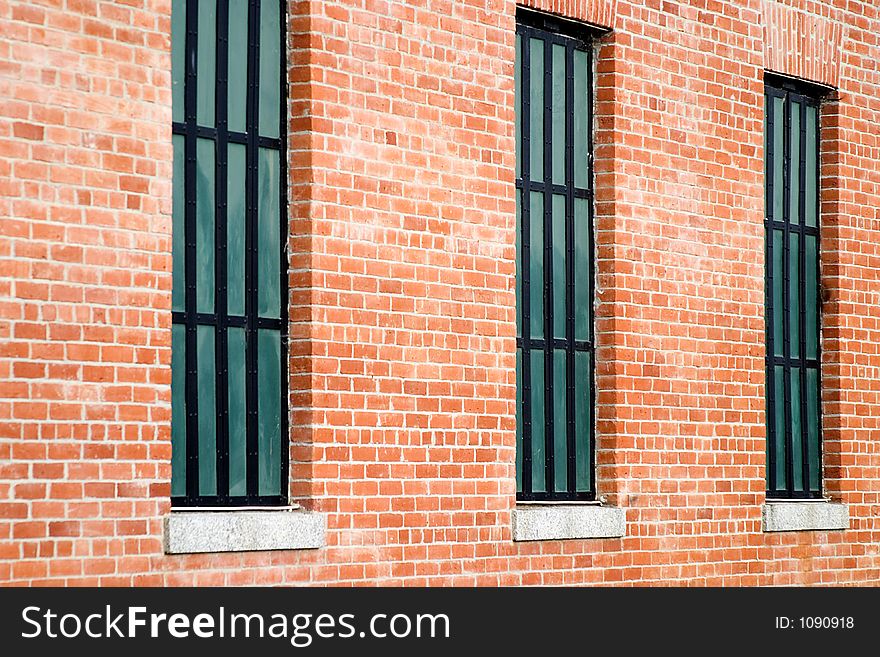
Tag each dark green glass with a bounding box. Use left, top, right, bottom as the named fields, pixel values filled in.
left=805, top=235, right=818, bottom=359
left=772, top=230, right=783, bottom=356
left=575, top=351, right=591, bottom=491
left=196, top=138, right=215, bottom=314
left=515, top=191, right=521, bottom=337
left=551, top=44, right=565, bottom=186
left=552, top=194, right=566, bottom=339
left=806, top=367, right=820, bottom=491
left=789, top=232, right=800, bottom=358
left=805, top=105, right=818, bottom=228
left=573, top=49, right=588, bottom=188
left=529, top=191, right=543, bottom=339
left=228, top=0, right=249, bottom=133
left=790, top=367, right=803, bottom=492
left=172, top=134, right=185, bottom=312
left=553, top=349, right=567, bottom=492
left=197, top=0, right=216, bottom=128
left=772, top=96, right=784, bottom=221
left=258, top=147, right=281, bottom=318
left=529, top=37, right=543, bottom=182
left=514, top=34, right=521, bottom=179
left=259, top=0, right=281, bottom=138
left=773, top=365, right=786, bottom=490
left=574, top=197, right=590, bottom=341
left=197, top=325, right=216, bottom=496
left=227, top=143, right=246, bottom=316
left=171, top=324, right=186, bottom=497
left=530, top=349, right=545, bottom=493
left=515, top=348, right=523, bottom=493
left=228, top=326, right=247, bottom=497
left=789, top=101, right=801, bottom=226
left=171, top=0, right=185, bottom=124
left=258, top=329, right=282, bottom=496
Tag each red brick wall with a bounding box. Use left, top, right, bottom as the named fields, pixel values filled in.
left=1, top=0, right=878, bottom=585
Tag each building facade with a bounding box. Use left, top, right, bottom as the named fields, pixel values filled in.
left=2, top=0, right=879, bottom=585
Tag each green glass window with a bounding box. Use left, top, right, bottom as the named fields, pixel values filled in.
left=515, top=11, right=595, bottom=501
left=764, top=77, right=823, bottom=499
left=171, top=0, right=287, bottom=506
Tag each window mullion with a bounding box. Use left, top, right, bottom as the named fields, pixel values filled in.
left=215, top=0, right=230, bottom=501
left=184, top=0, right=200, bottom=502
left=245, top=0, right=261, bottom=500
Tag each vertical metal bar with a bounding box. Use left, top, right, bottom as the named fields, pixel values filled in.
left=586, top=40, right=596, bottom=497
left=215, top=0, right=230, bottom=501
left=798, top=98, right=809, bottom=494
left=245, top=0, right=261, bottom=500
left=564, top=41, right=576, bottom=496
left=519, top=25, right=532, bottom=499
left=765, top=90, right=777, bottom=494
left=184, top=0, right=199, bottom=502
left=543, top=35, right=554, bottom=495
left=781, top=90, right=794, bottom=498
left=278, top=0, right=289, bottom=504
left=813, top=98, right=823, bottom=498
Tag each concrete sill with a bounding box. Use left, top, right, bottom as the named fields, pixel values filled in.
left=164, top=507, right=326, bottom=554
left=762, top=501, right=849, bottom=532
left=512, top=504, right=626, bottom=542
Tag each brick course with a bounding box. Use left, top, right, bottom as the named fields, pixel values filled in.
left=1, top=0, right=879, bottom=585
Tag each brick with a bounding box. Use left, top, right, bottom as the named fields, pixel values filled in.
left=0, top=0, right=879, bottom=587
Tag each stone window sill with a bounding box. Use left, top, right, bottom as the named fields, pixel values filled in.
left=164, top=506, right=326, bottom=554
left=512, top=504, right=626, bottom=541
left=762, top=500, right=849, bottom=532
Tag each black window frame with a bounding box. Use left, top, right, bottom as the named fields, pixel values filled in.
left=764, top=73, right=829, bottom=500
left=515, top=9, right=599, bottom=502
left=171, top=0, right=288, bottom=508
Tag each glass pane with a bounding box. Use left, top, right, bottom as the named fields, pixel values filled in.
left=773, top=365, right=786, bottom=491
left=805, top=234, right=818, bottom=359
left=790, top=367, right=803, bottom=492
left=197, top=325, right=217, bottom=496
left=772, top=230, right=783, bottom=356
left=529, top=37, right=543, bottom=182
left=171, top=0, right=185, bottom=124
left=172, top=134, right=185, bottom=312
left=197, top=0, right=216, bottom=128
left=228, top=327, right=247, bottom=497
left=258, top=329, right=282, bottom=496
left=575, top=351, right=591, bottom=491
left=573, top=48, right=588, bottom=189
left=529, top=349, right=545, bottom=493
left=789, top=101, right=801, bottom=226
left=515, top=190, right=521, bottom=338
left=529, top=191, right=543, bottom=339
left=772, top=96, right=784, bottom=222
left=789, top=232, right=799, bottom=359
left=552, top=194, right=566, bottom=339
left=227, top=143, right=246, bottom=316
left=551, top=44, right=565, bottom=186
left=805, top=105, right=818, bottom=228
left=196, top=138, right=215, bottom=314
left=514, top=34, right=521, bottom=180
left=259, top=0, right=281, bottom=138
left=806, top=367, right=820, bottom=492
left=515, top=348, right=522, bottom=493
left=171, top=324, right=186, bottom=497
left=258, top=147, right=281, bottom=317
left=574, top=198, right=590, bottom=341
left=553, top=349, right=567, bottom=493
left=228, top=0, right=249, bottom=133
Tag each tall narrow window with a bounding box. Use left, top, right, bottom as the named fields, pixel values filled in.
left=515, top=10, right=595, bottom=501
left=171, top=0, right=287, bottom=506
left=764, top=76, right=824, bottom=499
